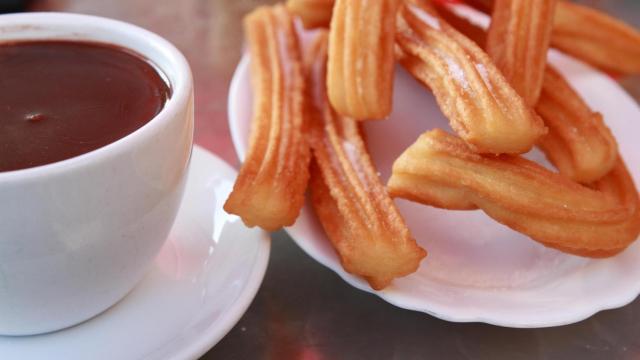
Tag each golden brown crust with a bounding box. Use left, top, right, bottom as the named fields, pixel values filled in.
left=433, top=2, right=618, bottom=183
left=286, top=0, right=335, bottom=29
left=486, top=0, right=557, bottom=106
left=388, top=130, right=640, bottom=257
left=396, top=1, right=546, bottom=154
left=327, top=0, right=401, bottom=120
left=224, top=5, right=311, bottom=231
left=464, top=0, right=640, bottom=75
left=552, top=2, right=640, bottom=75
left=536, top=67, right=618, bottom=183
left=307, top=32, right=427, bottom=290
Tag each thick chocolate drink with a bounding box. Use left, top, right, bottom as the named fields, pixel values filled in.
left=0, top=40, right=170, bottom=172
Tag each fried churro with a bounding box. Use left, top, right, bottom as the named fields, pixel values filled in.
left=327, top=0, right=401, bottom=119
left=432, top=2, right=618, bottom=182
left=396, top=1, right=546, bottom=154
left=486, top=0, right=557, bottom=106
left=224, top=5, right=311, bottom=231
left=552, top=2, right=640, bottom=75
left=306, top=32, right=426, bottom=290
left=464, top=0, right=640, bottom=75
left=388, top=130, right=640, bottom=258
left=536, top=67, right=617, bottom=183
left=286, top=0, right=335, bottom=29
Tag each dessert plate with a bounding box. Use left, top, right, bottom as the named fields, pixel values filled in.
left=228, top=19, right=640, bottom=327
left=0, top=146, right=270, bottom=359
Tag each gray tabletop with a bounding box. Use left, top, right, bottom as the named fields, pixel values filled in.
left=29, top=0, right=640, bottom=358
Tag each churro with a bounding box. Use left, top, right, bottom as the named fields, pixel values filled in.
left=432, top=2, right=618, bottom=182
left=388, top=130, right=640, bottom=258
left=327, top=0, right=401, bottom=119
left=396, top=1, right=546, bottom=154
left=307, top=32, right=426, bottom=290
left=486, top=0, right=557, bottom=106
left=224, top=5, right=311, bottom=231
left=536, top=67, right=617, bottom=183
left=464, top=0, right=640, bottom=75
left=286, top=0, right=335, bottom=29
left=552, top=2, right=640, bottom=75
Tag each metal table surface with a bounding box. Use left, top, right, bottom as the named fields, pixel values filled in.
left=26, top=0, right=640, bottom=358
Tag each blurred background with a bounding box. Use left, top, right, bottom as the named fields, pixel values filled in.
left=0, top=0, right=27, bottom=12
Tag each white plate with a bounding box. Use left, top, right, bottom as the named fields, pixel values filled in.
left=228, top=23, right=640, bottom=328
left=0, top=146, right=270, bottom=359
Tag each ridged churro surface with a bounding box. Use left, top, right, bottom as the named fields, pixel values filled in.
left=388, top=130, right=640, bottom=257
left=307, top=33, right=426, bottom=290
left=396, top=1, right=546, bottom=154
left=464, top=0, right=640, bottom=75
left=224, top=5, right=311, bottom=231
left=552, top=2, right=640, bottom=75
left=433, top=2, right=618, bottom=183
left=327, top=0, right=400, bottom=119
left=536, top=67, right=618, bottom=183
left=486, top=0, right=557, bottom=106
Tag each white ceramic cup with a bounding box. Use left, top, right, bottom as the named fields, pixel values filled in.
left=0, top=13, right=194, bottom=335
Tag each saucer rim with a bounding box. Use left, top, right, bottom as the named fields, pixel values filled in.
left=0, top=146, right=271, bottom=359
left=172, top=145, right=271, bottom=359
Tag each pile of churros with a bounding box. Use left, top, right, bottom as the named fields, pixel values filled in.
left=225, top=0, right=640, bottom=289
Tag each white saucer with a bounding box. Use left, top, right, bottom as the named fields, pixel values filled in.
left=0, top=146, right=270, bottom=359
left=228, top=16, right=640, bottom=328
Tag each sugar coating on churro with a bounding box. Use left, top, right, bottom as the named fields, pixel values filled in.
left=396, top=1, right=546, bottom=154
left=486, top=0, right=557, bottom=106
left=327, top=0, right=401, bottom=120
left=388, top=130, right=640, bottom=258
left=433, top=2, right=618, bottom=183
left=307, top=32, right=426, bottom=290
left=224, top=5, right=311, bottom=231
